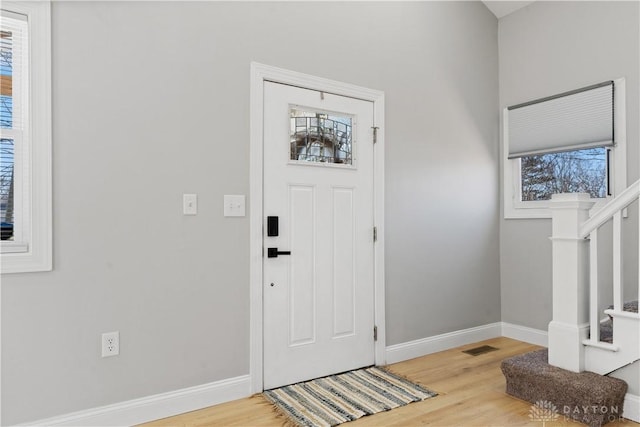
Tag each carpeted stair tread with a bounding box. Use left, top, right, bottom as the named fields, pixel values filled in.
left=608, top=300, right=638, bottom=314
left=596, top=300, right=638, bottom=343
left=599, top=319, right=614, bottom=343
left=501, top=349, right=627, bottom=427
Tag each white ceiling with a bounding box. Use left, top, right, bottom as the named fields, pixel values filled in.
left=482, top=1, right=535, bottom=19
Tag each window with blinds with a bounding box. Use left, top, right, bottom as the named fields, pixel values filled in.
left=503, top=79, right=626, bottom=218
left=0, top=1, right=52, bottom=272
left=0, top=11, right=26, bottom=243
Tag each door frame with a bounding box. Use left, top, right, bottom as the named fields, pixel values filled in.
left=249, top=62, right=385, bottom=393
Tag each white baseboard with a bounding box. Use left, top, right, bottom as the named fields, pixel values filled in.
left=19, top=375, right=251, bottom=427
left=501, top=322, right=548, bottom=347
left=624, top=393, right=640, bottom=423
left=384, top=322, right=548, bottom=365
left=10, top=321, right=615, bottom=426
left=385, top=322, right=502, bottom=364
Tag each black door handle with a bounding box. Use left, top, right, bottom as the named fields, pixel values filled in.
left=268, top=247, right=291, bottom=258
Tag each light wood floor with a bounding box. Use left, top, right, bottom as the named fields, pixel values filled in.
left=140, top=337, right=638, bottom=426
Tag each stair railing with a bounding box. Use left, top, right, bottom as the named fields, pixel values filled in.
left=548, top=179, right=640, bottom=373
left=580, top=180, right=640, bottom=349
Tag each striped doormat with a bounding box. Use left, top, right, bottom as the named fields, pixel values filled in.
left=263, top=366, right=437, bottom=427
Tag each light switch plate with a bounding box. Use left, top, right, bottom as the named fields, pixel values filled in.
left=224, top=195, right=246, bottom=217
left=183, top=194, right=197, bottom=215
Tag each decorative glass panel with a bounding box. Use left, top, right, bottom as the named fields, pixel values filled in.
left=290, top=109, right=353, bottom=165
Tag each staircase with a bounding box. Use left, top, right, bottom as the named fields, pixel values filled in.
left=502, top=349, right=627, bottom=427
left=502, top=180, right=640, bottom=425
left=591, top=300, right=639, bottom=375
left=574, top=181, right=640, bottom=376
left=599, top=301, right=638, bottom=344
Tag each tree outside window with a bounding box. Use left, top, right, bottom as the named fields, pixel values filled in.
left=520, top=147, right=607, bottom=201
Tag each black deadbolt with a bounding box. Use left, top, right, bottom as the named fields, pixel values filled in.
left=267, top=216, right=279, bottom=236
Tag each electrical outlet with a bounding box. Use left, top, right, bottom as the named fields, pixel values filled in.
left=223, top=195, right=245, bottom=217
left=101, top=331, right=119, bottom=357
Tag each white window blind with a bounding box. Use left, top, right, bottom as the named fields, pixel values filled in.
left=507, top=81, right=614, bottom=159
left=1, top=10, right=27, bottom=132
left=1, top=11, right=28, bottom=247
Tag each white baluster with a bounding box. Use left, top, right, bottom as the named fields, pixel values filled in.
left=589, top=229, right=599, bottom=342
left=613, top=210, right=623, bottom=311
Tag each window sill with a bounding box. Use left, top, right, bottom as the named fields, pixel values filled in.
left=505, top=197, right=611, bottom=220
left=1, top=241, right=29, bottom=253
left=505, top=208, right=552, bottom=219
left=1, top=249, right=52, bottom=273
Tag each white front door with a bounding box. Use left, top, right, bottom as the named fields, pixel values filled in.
left=263, top=81, right=376, bottom=390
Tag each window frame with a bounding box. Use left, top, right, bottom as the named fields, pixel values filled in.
left=0, top=0, right=51, bottom=273
left=503, top=78, right=627, bottom=219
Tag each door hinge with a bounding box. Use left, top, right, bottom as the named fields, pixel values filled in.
left=373, top=226, right=377, bottom=242
left=374, top=325, right=378, bottom=341
left=372, top=126, right=379, bottom=144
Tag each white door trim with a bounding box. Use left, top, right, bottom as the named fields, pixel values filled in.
left=249, top=62, right=385, bottom=393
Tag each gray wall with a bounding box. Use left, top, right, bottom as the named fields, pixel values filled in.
left=610, top=361, right=640, bottom=395
left=1, top=2, right=500, bottom=424
left=499, top=1, right=640, bottom=331
left=499, top=0, right=640, bottom=394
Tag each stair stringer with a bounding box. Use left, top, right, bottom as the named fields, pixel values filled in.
left=585, top=312, right=640, bottom=375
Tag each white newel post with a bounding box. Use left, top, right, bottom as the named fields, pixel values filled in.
left=548, top=193, right=595, bottom=372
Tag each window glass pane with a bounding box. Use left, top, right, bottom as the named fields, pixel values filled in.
left=0, top=138, right=13, bottom=240
left=0, top=28, right=14, bottom=240
left=0, top=29, right=13, bottom=128
left=290, top=109, right=353, bottom=165
left=521, top=147, right=607, bottom=201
